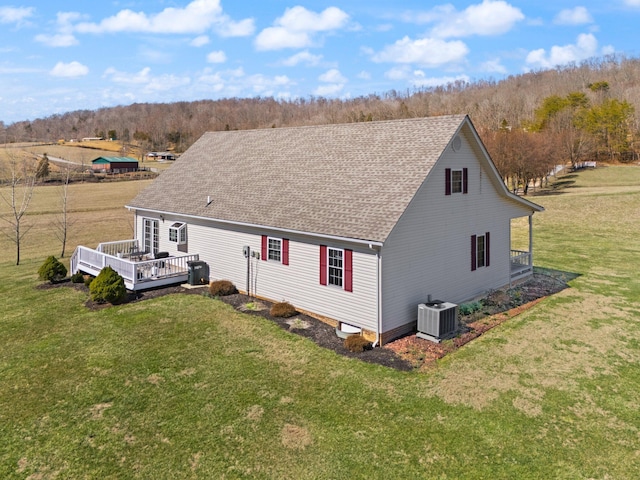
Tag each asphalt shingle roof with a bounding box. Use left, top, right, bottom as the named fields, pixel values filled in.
left=128, top=114, right=468, bottom=243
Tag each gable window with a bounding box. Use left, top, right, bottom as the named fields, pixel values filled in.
left=261, top=235, right=289, bottom=265
left=169, top=222, right=187, bottom=245
left=319, top=245, right=353, bottom=292
left=445, top=168, right=468, bottom=195
left=471, top=232, right=490, bottom=271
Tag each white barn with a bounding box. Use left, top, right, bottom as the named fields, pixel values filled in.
left=124, top=114, right=543, bottom=345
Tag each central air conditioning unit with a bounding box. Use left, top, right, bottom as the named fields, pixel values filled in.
left=416, top=300, right=458, bottom=343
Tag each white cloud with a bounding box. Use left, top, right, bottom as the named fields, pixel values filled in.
left=554, top=7, right=593, bottom=25
left=319, top=69, right=347, bottom=84
left=196, top=67, right=293, bottom=97
left=281, top=50, right=323, bottom=67
left=191, top=35, right=210, bottom=47
left=314, top=68, right=346, bottom=96
left=430, top=0, right=524, bottom=38
left=104, top=67, right=152, bottom=84
left=411, top=72, right=470, bottom=88
left=35, top=12, right=87, bottom=48
left=207, top=50, right=227, bottom=63
left=214, top=18, right=255, bottom=37
left=35, top=33, right=79, bottom=47
left=255, top=6, right=349, bottom=51
left=384, top=66, right=469, bottom=87
left=0, top=6, right=34, bottom=25
left=402, top=1, right=523, bottom=38
left=372, top=36, right=469, bottom=67
left=314, top=83, right=344, bottom=96
left=50, top=61, right=89, bottom=78
left=357, top=71, right=371, bottom=80
left=74, top=0, right=254, bottom=36
left=481, top=58, right=507, bottom=74
left=623, top=0, right=640, bottom=6
left=526, top=33, right=600, bottom=69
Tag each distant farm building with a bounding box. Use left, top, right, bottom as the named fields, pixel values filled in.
left=146, top=151, right=177, bottom=160
left=91, top=156, right=139, bottom=173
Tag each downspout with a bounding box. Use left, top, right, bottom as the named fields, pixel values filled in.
left=372, top=244, right=382, bottom=348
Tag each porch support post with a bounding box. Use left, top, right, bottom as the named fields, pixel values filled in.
left=528, top=214, right=533, bottom=270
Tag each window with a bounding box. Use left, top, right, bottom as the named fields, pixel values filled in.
left=445, top=168, right=468, bottom=195
left=451, top=170, right=463, bottom=193
left=261, top=235, right=289, bottom=265
left=471, top=232, right=490, bottom=271
left=268, top=237, right=281, bottom=262
left=320, top=245, right=353, bottom=292
left=169, top=222, right=187, bottom=245
left=328, top=248, right=343, bottom=287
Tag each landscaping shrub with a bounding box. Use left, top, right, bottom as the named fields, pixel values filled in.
left=344, top=334, right=371, bottom=353
left=38, top=256, right=67, bottom=283
left=83, top=275, right=95, bottom=287
left=89, top=266, right=127, bottom=304
left=459, top=301, right=483, bottom=316
left=71, top=271, right=85, bottom=283
left=270, top=301, right=297, bottom=318
left=208, top=279, right=237, bottom=296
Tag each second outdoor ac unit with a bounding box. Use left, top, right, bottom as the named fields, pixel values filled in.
left=416, top=301, right=458, bottom=343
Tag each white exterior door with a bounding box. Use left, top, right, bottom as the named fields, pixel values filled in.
left=143, top=218, right=159, bottom=254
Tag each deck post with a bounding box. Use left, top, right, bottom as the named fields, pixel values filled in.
left=529, top=214, right=533, bottom=272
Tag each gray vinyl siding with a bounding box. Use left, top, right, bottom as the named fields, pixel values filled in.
left=135, top=211, right=379, bottom=332
left=380, top=130, right=534, bottom=332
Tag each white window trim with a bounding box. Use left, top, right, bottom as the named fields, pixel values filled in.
left=169, top=222, right=187, bottom=245
left=476, top=234, right=486, bottom=269
left=327, top=247, right=344, bottom=288
left=267, top=236, right=282, bottom=262
left=451, top=169, right=463, bottom=194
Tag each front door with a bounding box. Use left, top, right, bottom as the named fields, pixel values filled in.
left=143, top=218, right=159, bottom=255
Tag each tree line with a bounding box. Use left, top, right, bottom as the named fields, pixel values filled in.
left=3, top=55, right=640, bottom=187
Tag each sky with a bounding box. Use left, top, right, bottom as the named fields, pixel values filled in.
left=1, top=0, right=640, bottom=124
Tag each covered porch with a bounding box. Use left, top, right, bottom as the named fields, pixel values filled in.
left=510, top=214, right=535, bottom=283
left=70, top=239, right=200, bottom=291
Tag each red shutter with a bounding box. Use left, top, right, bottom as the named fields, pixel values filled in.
left=471, top=235, right=477, bottom=271
left=319, top=245, right=327, bottom=285
left=485, top=232, right=490, bottom=267
left=344, top=249, right=353, bottom=292
left=261, top=235, right=267, bottom=261
left=282, top=239, right=289, bottom=265
left=445, top=168, right=452, bottom=195
left=463, top=168, right=469, bottom=194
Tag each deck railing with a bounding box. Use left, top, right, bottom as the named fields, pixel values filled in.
left=96, top=239, right=139, bottom=257
left=510, top=249, right=532, bottom=278
left=72, top=245, right=200, bottom=290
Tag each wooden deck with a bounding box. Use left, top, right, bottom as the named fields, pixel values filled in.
left=70, top=241, right=200, bottom=291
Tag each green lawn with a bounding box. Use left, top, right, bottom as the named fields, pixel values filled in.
left=1, top=166, right=639, bottom=478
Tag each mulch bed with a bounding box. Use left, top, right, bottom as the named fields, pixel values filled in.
left=38, top=271, right=569, bottom=371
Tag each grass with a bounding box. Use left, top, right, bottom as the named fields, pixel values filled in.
left=1, top=166, right=640, bottom=478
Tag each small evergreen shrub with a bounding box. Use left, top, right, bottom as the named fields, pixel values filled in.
left=459, top=301, right=483, bottom=316
left=71, top=271, right=85, bottom=283
left=89, top=266, right=127, bottom=304
left=344, top=334, right=371, bottom=353
left=38, top=256, right=67, bottom=283
left=270, top=301, right=297, bottom=318
left=208, top=280, right=237, bottom=296
left=83, top=275, right=95, bottom=287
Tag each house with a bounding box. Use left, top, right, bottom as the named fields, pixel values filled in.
left=146, top=151, right=177, bottom=160
left=76, top=115, right=543, bottom=345
left=91, top=156, right=139, bottom=173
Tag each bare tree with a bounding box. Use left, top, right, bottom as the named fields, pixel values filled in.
left=0, top=151, right=37, bottom=265
left=53, top=166, right=74, bottom=257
